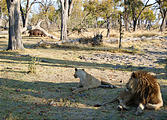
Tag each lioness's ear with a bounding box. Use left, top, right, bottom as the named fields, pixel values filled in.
left=131, top=72, right=136, bottom=78
left=75, top=68, right=77, bottom=71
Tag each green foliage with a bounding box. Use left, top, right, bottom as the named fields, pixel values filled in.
left=141, top=8, right=156, bottom=22
left=30, top=1, right=59, bottom=24
left=127, top=0, right=144, bottom=18
left=48, top=6, right=59, bottom=22
left=28, top=56, right=39, bottom=74
left=69, top=0, right=84, bottom=28
left=98, top=0, right=113, bottom=19
left=157, top=0, right=167, bottom=9
left=0, top=0, right=8, bottom=16
left=83, top=0, right=120, bottom=28
left=26, top=0, right=164, bottom=31
left=83, top=0, right=119, bottom=19
left=83, top=0, right=100, bottom=18
left=82, top=0, right=100, bottom=28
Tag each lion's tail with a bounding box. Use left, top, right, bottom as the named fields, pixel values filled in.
left=146, top=101, right=163, bottom=110
left=101, top=81, right=119, bottom=88
left=101, top=80, right=111, bottom=85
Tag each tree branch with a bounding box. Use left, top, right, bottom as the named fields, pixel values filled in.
left=137, top=0, right=157, bottom=20
left=60, top=0, right=64, bottom=10
left=68, top=0, right=74, bottom=16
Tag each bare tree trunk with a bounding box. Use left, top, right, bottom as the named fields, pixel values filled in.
left=0, top=6, right=3, bottom=26
left=132, top=6, right=137, bottom=31
left=137, top=19, right=141, bottom=29
left=95, top=17, right=98, bottom=28
left=24, top=0, right=31, bottom=28
left=106, top=18, right=111, bottom=38
left=130, top=0, right=155, bottom=31
left=60, top=1, right=68, bottom=40
left=133, top=18, right=137, bottom=31
left=6, top=0, right=24, bottom=50
left=60, top=0, right=74, bottom=41
left=24, top=10, right=30, bottom=29
left=20, top=4, right=25, bottom=27
left=20, top=0, right=37, bottom=32
left=124, top=0, right=128, bottom=31
left=157, top=0, right=167, bottom=32
left=145, top=20, right=148, bottom=28
left=119, top=14, right=123, bottom=49
left=160, top=11, right=167, bottom=32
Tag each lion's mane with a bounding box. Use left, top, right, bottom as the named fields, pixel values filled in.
left=127, top=71, right=160, bottom=105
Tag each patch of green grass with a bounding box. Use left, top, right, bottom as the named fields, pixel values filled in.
left=28, top=56, right=40, bottom=74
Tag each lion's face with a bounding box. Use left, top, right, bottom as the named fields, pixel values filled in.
left=119, top=71, right=163, bottom=114
left=126, top=72, right=138, bottom=93
left=74, top=68, right=86, bottom=78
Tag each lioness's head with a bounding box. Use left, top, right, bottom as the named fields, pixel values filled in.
left=74, top=68, right=85, bottom=78
left=126, top=72, right=138, bottom=93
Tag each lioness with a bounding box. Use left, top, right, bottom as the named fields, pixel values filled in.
left=72, top=68, right=116, bottom=93
left=117, top=71, right=163, bottom=115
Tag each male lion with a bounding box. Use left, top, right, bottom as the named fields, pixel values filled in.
left=117, top=71, right=163, bottom=115
left=72, top=68, right=116, bottom=93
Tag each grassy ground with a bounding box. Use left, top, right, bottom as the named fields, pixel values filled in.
left=0, top=30, right=167, bottom=119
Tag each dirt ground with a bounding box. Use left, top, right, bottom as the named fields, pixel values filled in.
left=0, top=32, right=167, bottom=119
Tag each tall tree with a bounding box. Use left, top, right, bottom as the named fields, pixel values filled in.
left=38, top=0, right=55, bottom=28
left=60, top=0, right=74, bottom=40
left=127, top=0, right=156, bottom=31
left=20, top=0, right=37, bottom=29
left=98, top=0, right=120, bottom=37
left=83, top=0, right=100, bottom=28
left=99, top=0, right=113, bottom=37
left=0, top=0, right=8, bottom=27
left=123, top=0, right=129, bottom=31
left=69, top=0, right=83, bottom=28
left=6, top=0, right=24, bottom=50
left=156, top=0, right=167, bottom=31
left=140, top=7, right=156, bottom=29
left=0, top=0, right=8, bottom=18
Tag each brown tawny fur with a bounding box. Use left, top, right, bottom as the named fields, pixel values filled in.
left=118, top=71, right=163, bottom=115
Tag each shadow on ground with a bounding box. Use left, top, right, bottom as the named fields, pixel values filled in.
left=0, top=51, right=166, bottom=80
left=0, top=42, right=167, bottom=119
left=0, top=78, right=167, bottom=119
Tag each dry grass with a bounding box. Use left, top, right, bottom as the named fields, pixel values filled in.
left=126, top=30, right=162, bottom=38
left=0, top=29, right=167, bottom=119
left=108, top=29, right=163, bottom=38
left=66, top=28, right=165, bottom=39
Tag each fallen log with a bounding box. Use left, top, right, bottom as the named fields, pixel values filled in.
left=21, top=20, right=59, bottom=40
left=35, top=38, right=81, bottom=48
